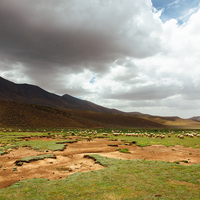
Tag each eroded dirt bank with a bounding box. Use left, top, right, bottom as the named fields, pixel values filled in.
left=0, top=138, right=200, bottom=189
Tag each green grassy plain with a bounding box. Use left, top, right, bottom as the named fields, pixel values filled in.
left=0, top=154, right=200, bottom=199
left=0, top=128, right=200, bottom=199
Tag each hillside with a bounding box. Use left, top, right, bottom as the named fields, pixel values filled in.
left=135, top=115, right=200, bottom=128
left=1, top=76, right=199, bottom=129
left=0, top=76, right=124, bottom=114
left=128, top=112, right=151, bottom=117
left=189, top=116, right=200, bottom=122
left=0, top=101, right=166, bottom=128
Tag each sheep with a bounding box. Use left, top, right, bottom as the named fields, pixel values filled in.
left=113, top=133, right=120, bottom=136
left=188, top=134, right=194, bottom=138
left=93, top=131, right=97, bottom=135
left=160, top=135, right=165, bottom=139
left=102, top=133, right=108, bottom=136
left=125, top=133, right=132, bottom=137
left=179, top=135, right=184, bottom=139
left=148, top=133, right=154, bottom=138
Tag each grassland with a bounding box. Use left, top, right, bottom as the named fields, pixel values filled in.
left=0, top=128, right=200, bottom=199
left=0, top=128, right=200, bottom=154
left=0, top=154, right=200, bottom=199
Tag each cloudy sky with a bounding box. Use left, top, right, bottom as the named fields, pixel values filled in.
left=0, top=0, right=200, bottom=118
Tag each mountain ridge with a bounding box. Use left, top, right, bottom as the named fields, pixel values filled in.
left=0, top=100, right=166, bottom=128
left=0, top=76, right=200, bottom=129
left=189, top=116, right=200, bottom=122
left=0, top=76, right=124, bottom=114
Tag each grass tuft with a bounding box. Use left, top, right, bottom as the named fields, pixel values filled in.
left=1, top=155, right=200, bottom=199
left=119, top=148, right=130, bottom=153
left=15, top=154, right=56, bottom=166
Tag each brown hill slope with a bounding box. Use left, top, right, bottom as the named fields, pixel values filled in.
left=0, top=101, right=166, bottom=128
left=135, top=115, right=200, bottom=128
left=189, top=116, right=200, bottom=122
left=0, top=76, right=124, bottom=114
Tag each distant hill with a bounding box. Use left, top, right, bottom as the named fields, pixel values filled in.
left=0, top=76, right=123, bottom=114
left=128, top=112, right=151, bottom=117
left=189, top=116, right=200, bottom=122
left=0, top=101, right=166, bottom=128
left=1, top=76, right=200, bottom=129
left=134, top=115, right=200, bottom=129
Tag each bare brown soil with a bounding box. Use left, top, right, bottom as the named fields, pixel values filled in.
left=0, top=138, right=200, bottom=189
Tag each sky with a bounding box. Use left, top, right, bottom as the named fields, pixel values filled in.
left=0, top=0, right=200, bottom=118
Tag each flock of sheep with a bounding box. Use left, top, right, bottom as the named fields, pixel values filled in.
left=67, top=129, right=200, bottom=140
left=1, top=128, right=200, bottom=140
left=102, top=130, right=200, bottom=139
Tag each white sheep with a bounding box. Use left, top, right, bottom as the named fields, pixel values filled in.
left=188, top=134, right=194, bottom=138
left=160, top=135, right=165, bottom=139
left=179, top=135, right=184, bottom=139
left=113, top=133, right=120, bottom=136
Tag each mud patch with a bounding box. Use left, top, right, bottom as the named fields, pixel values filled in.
left=1, top=138, right=200, bottom=189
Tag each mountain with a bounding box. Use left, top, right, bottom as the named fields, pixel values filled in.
left=189, top=116, right=200, bottom=122
left=127, top=112, right=151, bottom=117
left=0, top=101, right=166, bottom=128
left=133, top=114, right=200, bottom=128
left=0, top=76, right=123, bottom=114
left=0, top=76, right=199, bottom=129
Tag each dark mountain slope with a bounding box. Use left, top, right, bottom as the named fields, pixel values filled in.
left=0, top=101, right=166, bottom=128
left=189, top=116, right=200, bottom=122
left=128, top=112, right=152, bottom=117
left=0, top=76, right=123, bottom=114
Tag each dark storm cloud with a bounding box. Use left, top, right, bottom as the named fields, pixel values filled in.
left=3, top=0, right=200, bottom=118
left=0, top=0, right=162, bottom=76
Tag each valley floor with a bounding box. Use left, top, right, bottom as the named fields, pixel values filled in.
left=1, top=137, right=200, bottom=189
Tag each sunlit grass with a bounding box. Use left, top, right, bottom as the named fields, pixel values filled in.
left=0, top=129, right=200, bottom=155
left=0, top=155, right=200, bottom=199
left=0, top=129, right=200, bottom=199
left=14, top=140, right=69, bottom=151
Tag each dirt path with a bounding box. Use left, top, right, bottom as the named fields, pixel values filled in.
left=0, top=138, right=200, bottom=189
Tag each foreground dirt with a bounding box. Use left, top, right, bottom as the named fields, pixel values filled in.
left=0, top=138, right=200, bottom=189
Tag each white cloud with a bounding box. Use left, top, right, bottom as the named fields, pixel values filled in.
left=79, top=7, right=200, bottom=118
left=178, top=2, right=200, bottom=23
left=167, top=0, right=180, bottom=9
